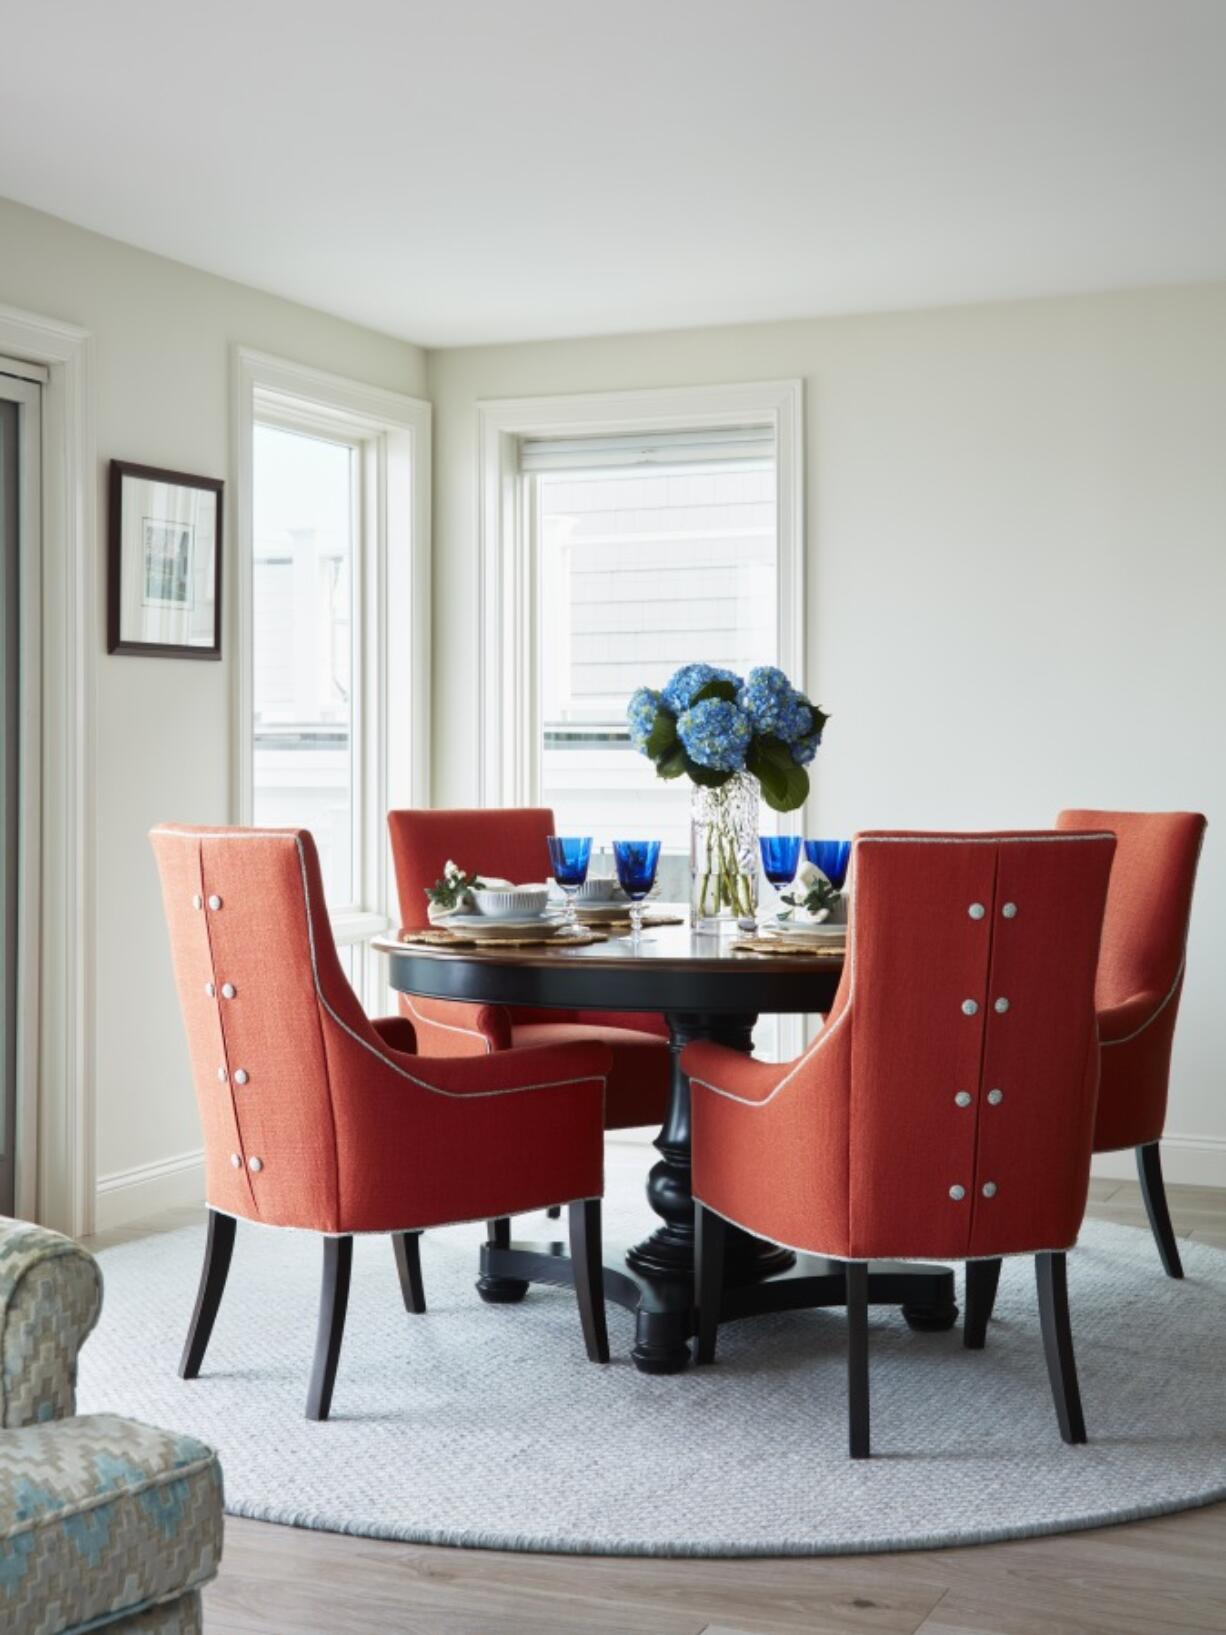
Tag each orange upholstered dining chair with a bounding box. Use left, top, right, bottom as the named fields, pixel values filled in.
left=150, top=823, right=612, bottom=1421
left=387, top=808, right=670, bottom=1135
left=1055, top=809, right=1207, bottom=1277
left=688, top=830, right=1116, bottom=1458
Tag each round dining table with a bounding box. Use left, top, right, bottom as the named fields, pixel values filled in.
left=382, top=917, right=958, bottom=1374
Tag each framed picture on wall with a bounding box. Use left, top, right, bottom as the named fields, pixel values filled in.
left=107, top=460, right=223, bottom=657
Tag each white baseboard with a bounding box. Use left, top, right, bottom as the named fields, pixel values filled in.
left=95, top=1148, right=206, bottom=1232
left=1092, top=1134, right=1226, bottom=1190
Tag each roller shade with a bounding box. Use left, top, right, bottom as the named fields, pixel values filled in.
left=519, top=424, right=774, bottom=472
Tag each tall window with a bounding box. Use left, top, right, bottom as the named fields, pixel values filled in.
left=526, top=428, right=778, bottom=855
left=252, top=423, right=358, bottom=907
left=238, top=351, right=431, bottom=1010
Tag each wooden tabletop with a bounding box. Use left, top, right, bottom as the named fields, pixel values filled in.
left=376, top=913, right=844, bottom=1017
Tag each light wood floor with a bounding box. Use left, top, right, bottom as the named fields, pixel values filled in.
left=84, top=1173, right=1226, bottom=1635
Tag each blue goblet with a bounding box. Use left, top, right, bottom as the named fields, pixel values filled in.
left=547, top=835, right=592, bottom=927
left=612, top=840, right=661, bottom=945
left=760, top=834, right=802, bottom=889
left=804, top=839, right=852, bottom=891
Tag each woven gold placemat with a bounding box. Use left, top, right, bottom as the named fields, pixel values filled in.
left=574, top=910, right=686, bottom=928
left=731, top=936, right=846, bottom=959
left=401, top=927, right=609, bottom=949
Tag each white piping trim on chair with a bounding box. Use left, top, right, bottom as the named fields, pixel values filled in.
left=150, top=827, right=607, bottom=1105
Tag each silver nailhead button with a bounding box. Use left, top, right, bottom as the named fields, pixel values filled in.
left=192, top=894, right=203, bottom=910
left=248, top=1156, right=263, bottom=1173
left=216, top=1067, right=228, bottom=1083
left=229, top=1152, right=241, bottom=1168
left=949, top=1184, right=966, bottom=1201
left=1002, top=902, right=1017, bottom=918
left=233, top=1068, right=249, bottom=1086
left=982, top=1181, right=998, bottom=1198
left=208, top=894, right=223, bottom=910
left=961, top=999, right=979, bottom=1016
left=954, top=1091, right=973, bottom=1108
left=204, top=982, right=215, bottom=998
left=968, top=903, right=985, bottom=920
left=994, top=996, right=1010, bottom=1013
left=221, top=982, right=236, bottom=999
left=987, top=1088, right=1004, bottom=1106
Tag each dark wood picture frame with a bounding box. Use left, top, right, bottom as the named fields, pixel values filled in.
left=107, top=460, right=223, bottom=659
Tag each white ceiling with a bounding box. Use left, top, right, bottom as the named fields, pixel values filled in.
left=2, top=1, right=1225, bottom=348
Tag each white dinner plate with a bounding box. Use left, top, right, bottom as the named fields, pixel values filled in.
left=768, top=918, right=845, bottom=941
left=447, top=914, right=568, bottom=941
left=571, top=900, right=633, bottom=921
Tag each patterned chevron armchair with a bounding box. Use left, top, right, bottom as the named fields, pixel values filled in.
left=0, top=1218, right=223, bottom=1635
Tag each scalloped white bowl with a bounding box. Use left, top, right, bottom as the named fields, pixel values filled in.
left=470, top=886, right=551, bottom=920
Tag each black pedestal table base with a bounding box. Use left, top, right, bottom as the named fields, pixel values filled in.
left=476, top=1008, right=958, bottom=1372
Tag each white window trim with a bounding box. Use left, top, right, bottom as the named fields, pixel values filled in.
left=233, top=349, right=432, bottom=978
left=0, top=304, right=96, bottom=1234
left=478, top=378, right=805, bottom=812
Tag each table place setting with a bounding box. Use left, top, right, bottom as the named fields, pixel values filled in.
left=729, top=834, right=849, bottom=957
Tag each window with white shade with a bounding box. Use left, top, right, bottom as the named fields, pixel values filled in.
left=526, top=427, right=778, bottom=856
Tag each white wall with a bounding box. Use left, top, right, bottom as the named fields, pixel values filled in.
left=0, top=196, right=427, bottom=1227
left=428, top=285, right=1226, bottom=1185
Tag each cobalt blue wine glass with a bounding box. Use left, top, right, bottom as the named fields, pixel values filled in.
left=612, top=840, right=661, bottom=944
left=804, top=838, right=852, bottom=891
left=759, top=834, right=802, bottom=890
left=547, top=835, right=592, bottom=927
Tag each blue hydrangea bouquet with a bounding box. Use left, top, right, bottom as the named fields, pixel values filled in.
left=627, top=664, right=829, bottom=925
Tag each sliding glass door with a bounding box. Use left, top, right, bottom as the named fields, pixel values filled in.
left=0, top=371, right=40, bottom=1218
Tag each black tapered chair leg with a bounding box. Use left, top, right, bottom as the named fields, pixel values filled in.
left=393, top=1231, right=426, bottom=1314
left=569, top=1199, right=609, bottom=1362
left=964, top=1257, right=1003, bottom=1349
left=1035, top=1251, right=1086, bottom=1445
left=1136, top=1142, right=1184, bottom=1279
left=546, top=1205, right=562, bottom=1220
left=179, top=1209, right=237, bottom=1380
left=487, top=1216, right=511, bottom=1248
left=846, top=1261, right=870, bottom=1459
left=694, top=1204, right=726, bottom=1365
left=307, top=1235, right=353, bottom=1422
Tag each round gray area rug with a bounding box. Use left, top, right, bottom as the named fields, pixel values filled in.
left=78, top=1165, right=1226, bottom=1557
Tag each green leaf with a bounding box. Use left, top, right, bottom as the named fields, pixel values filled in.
left=746, top=741, right=787, bottom=803
left=684, top=756, right=733, bottom=789
left=655, top=746, right=687, bottom=780
left=760, top=761, right=810, bottom=813
left=690, top=677, right=738, bottom=706
left=645, top=708, right=678, bottom=760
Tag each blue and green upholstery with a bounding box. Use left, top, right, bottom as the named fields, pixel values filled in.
left=0, top=1220, right=222, bottom=1634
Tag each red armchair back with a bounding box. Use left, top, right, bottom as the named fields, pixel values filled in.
left=691, top=831, right=1116, bottom=1262
left=386, top=807, right=668, bottom=1051
left=151, top=823, right=607, bottom=1234
left=388, top=807, right=555, bottom=932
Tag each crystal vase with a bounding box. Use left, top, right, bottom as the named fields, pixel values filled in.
left=690, top=771, right=760, bottom=930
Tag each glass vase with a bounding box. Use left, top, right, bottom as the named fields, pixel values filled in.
left=690, top=771, right=760, bottom=931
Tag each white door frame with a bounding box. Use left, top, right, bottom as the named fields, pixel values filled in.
left=0, top=305, right=96, bottom=1235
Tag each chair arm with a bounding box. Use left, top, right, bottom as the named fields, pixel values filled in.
left=371, top=1013, right=417, bottom=1055
left=0, top=1219, right=103, bottom=1427
left=1099, top=989, right=1169, bottom=1045
left=338, top=1041, right=612, bottom=1232
left=682, top=1040, right=791, bottom=1105
left=398, top=993, right=513, bottom=1054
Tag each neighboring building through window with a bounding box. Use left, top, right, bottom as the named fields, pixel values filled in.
left=529, top=428, right=778, bottom=860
